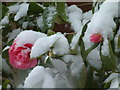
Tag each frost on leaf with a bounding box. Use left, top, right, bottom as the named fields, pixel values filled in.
left=24, top=66, right=55, bottom=88
left=30, top=33, right=69, bottom=58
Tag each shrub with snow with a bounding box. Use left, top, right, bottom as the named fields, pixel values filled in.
left=1, top=0, right=120, bottom=89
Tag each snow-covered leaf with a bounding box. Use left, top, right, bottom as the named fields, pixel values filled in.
left=30, top=33, right=69, bottom=58
left=14, top=3, right=29, bottom=21
left=42, top=6, right=57, bottom=33
left=15, top=30, right=47, bottom=47
left=24, top=66, right=55, bottom=88
left=52, top=59, right=67, bottom=73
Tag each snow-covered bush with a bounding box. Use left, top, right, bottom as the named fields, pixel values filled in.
left=1, top=0, right=120, bottom=89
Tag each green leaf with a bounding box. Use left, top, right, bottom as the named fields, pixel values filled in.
left=79, top=21, right=90, bottom=59
left=1, top=3, right=9, bottom=19
left=57, top=2, right=68, bottom=22
left=85, top=43, right=99, bottom=57
left=44, top=56, right=54, bottom=68
left=80, top=21, right=90, bottom=39
left=42, top=7, right=57, bottom=33
left=28, top=2, right=44, bottom=15
left=104, top=81, right=112, bottom=88
left=43, top=2, right=55, bottom=7
left=2, top=79, right=10, bottom=89
left=100, top=41, right=117, bottom=71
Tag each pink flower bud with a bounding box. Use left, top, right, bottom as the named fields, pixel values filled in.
left=90, top=33, right=103, bottom=43
left=9, top=41, right=37, bottom=70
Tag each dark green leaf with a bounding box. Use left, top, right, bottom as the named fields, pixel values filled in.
left=1, top=3, right=8, bottom=19
left=28, top=2, right=44, bottom=15
left=57, top=2, right=68, bottom=22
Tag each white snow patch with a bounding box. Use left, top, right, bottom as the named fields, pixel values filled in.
left=70, top=31, right=80, bottom=50
left=14, top=30, right=47, bottom=47
left=8, top=4, right=20, bottom=14
left=101, top=38, right=109, bottom=56
left=22, top=21, right=28, bottom=29
left=7, top=28, right=21, bottom=42
left=52, top=59, right=67, bottom=73
left=24, top=66, right=55, bottom=88
left=0, top=16, right=9, bottom=25
left=14, top=3, right=29, bottom=21
left=37, top=16, right=44, bottom=29
left=30, top=33, right=69, bottom=58
left=104, top=73, right=118, bottom=83
left=62, top=55, right=84, bottom=77
left=87, top=48, right=102, bottom=70
left=66, top=5, right=83, bottom=33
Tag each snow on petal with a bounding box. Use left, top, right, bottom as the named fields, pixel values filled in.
left=66, top=5, right=83, bottom=33
left=15, top=30, right=47, bottom=47
left=24, top=66, right=55, bottom=88
left=30, top=33, right=69, bottom=58
left=14, top=3, right=29, bottom=21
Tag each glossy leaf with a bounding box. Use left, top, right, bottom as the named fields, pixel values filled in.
left=57, top=2, right=68, bottom=22
left=28, top=2, right=44, bottom=15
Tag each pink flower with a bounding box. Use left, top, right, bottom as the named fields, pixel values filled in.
left=90, top=33, right=103, bottom=43
left=9, top=41, right=37, bottom=70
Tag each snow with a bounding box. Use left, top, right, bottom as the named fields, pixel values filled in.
left=87, top=48, right=102, bottom=70
left=24, top=66, right=55, bottom=88
left=22, top=21, right=28, bottom=29
left=110, top=78, right=119, bottom=88
left=114, top=29, right=120, bottom=53
left=66, top=5, right=83, bottom=33
left=83, top=10, right=92, bottom=20
left=104, top=73, right=118, bottom=83
left=83, top=0, right=118, bottom=49
left=8, top=4, right=20, bottom=14
left=62, top=55, right=85, bottom=77
left=52, top=59, right=67, bottom=73
left=70, top=31, right=81, bottom=50
left=7, top=28, right=21, bottom=42
left=14, top=3, right=29, bottom=21
left=37, top=16, right=44, bottom=29
left=0, top=16, right=9, bottom=25
left=104, top=73, right=120, bottom=88
left=15, top=30, right=47, bottom=47
left=43, top=6, right=57, bottom=29
left=30, top=33, right=69, bottom=58
left=101, top=38, right=109, bottom=56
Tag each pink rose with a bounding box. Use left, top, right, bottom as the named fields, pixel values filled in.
left=9, top=41, right=37, bottom=70
left=90, top=33, right=103, bottom=43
